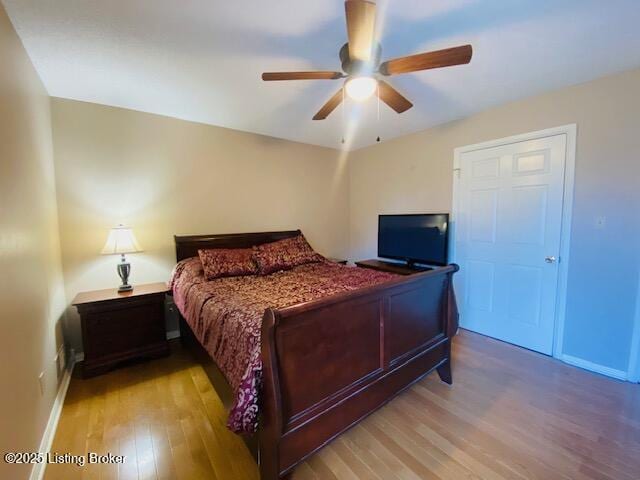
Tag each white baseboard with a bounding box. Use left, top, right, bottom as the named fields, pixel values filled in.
left=29, top=356, right=75, bottom=480
left=561, top=354, right=628, bottom=381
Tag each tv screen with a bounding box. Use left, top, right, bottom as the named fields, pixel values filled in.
left=378, top=214, right=449, bottom=266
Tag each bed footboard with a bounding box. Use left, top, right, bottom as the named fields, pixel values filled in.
left=259, top=264, right=459, bottom=479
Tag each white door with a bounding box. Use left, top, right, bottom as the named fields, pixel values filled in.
left=455, top=134, right=567, bottom=355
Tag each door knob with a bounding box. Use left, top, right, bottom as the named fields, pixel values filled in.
left=545, top=256, right=557, bottom=264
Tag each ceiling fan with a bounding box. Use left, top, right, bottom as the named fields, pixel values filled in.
left=261, top=0, right=472, bottom=120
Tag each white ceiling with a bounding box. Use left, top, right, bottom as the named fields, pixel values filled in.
left=4, top=0, right=640, bottom=150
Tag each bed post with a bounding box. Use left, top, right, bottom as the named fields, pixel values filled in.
left=259, top=308, right=283, bottom=480
left=436, top=265, right=459, bottom=385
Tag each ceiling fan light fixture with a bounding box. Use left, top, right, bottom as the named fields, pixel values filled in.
left=345, top=76, right=377, bottom=101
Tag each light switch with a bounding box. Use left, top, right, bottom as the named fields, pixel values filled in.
left=595, top=216, right=606, bottom=229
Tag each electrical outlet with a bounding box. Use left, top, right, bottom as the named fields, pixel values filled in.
left=38, top=372, right=45, bottom=396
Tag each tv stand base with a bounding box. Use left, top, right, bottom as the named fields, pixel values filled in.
left=354, top=259, right=433, bottom=276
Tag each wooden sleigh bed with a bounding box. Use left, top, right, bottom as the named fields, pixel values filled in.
left=172, top=230, right=459, bottom=480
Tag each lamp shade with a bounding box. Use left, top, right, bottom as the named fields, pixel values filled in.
left=101, top=225, right=142, bottom=255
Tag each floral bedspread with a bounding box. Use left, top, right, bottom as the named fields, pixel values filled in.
left=170, top=257, right=398, bottom=434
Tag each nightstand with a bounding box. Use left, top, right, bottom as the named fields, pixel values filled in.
left=72, top=282, right=170, bottom=377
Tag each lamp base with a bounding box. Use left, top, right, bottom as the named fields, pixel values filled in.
left=117, top=254, right=133, bottom=293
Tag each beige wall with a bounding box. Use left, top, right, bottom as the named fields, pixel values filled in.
left=51, top=99, right=350, bottom=351
left=349, top=67, right=640, bottom=372
left=51, top=69, right=640, bottom=373
left=0, top=5, right=67, bottom=480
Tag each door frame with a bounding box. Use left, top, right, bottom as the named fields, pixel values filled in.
left=451, top=124, right=577, bottom=360
left=628, top=280, right=640, bottom=382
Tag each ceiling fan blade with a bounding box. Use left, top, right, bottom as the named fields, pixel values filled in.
left=262, top=71, right=344, bottom=81
left=313, top=88, right=344, bottom=120
left=379, top=44, right=473, bottom=76
left=345, top=0, right=377, bottom=62
left=377, top=81, right=413, bottom=113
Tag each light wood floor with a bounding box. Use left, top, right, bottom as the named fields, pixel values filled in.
left=45, top=330, right=640, bottom=480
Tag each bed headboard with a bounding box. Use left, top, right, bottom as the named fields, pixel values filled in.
left=174, top=230, right=301, bottom=262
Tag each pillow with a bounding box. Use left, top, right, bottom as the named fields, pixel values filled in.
left=169, top=257, right=205, bottom=289
left=252, top=234, right=323, bottom=275
left=198, top=248, right=258, bottom=280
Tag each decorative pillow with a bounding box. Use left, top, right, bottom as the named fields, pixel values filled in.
left=198, top=248, right=258, bottom=280
left=252, top=234, right=323, bottom=275
left=169, top=257, right=205, bottom=289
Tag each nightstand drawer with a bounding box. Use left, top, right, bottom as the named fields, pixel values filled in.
left=85, top=302, right=165, bottom=358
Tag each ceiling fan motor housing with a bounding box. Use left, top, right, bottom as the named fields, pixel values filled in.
left=340, top=42, right=382, bottom=76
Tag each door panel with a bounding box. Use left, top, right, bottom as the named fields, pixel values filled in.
left=513, top=150, right=549, bottom=175
left=456, top=134, right=566, bottom=354
left=511, top=185, right=547, bottom=243
left=466, top=260, right=495, bottom=312
left=507, top=264, right=542, bottom=326
left=470, top=189, right=498, bottom=242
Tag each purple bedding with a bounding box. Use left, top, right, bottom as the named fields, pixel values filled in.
left=170, top=257, right=398, bottom=433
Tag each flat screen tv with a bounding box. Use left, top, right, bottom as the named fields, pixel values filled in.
left=378, top=213, right=449, bottom=266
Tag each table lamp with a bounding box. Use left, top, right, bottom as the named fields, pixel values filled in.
left=101, top=225, right=143, bottom=292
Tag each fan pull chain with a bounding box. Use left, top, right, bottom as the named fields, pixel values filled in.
left=376, top=82, right=381, bottom=143
left=341, top=87, right=346, bottom=144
